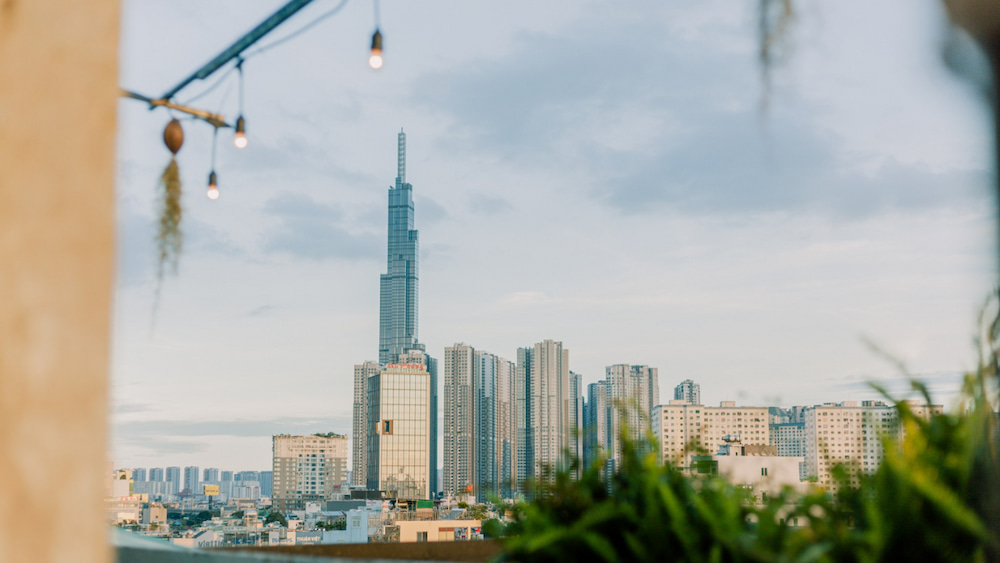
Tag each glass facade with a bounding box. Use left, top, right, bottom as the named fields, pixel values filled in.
left=378, top=129, right=419, bottom=365
left=367, top=366, right=431, bottom=499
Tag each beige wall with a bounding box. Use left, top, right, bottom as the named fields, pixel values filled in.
left=0, top=1, right=119, bottom=562
left=396, top=519, right=482, bottom=543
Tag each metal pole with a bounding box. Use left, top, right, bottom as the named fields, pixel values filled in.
left=159, top=0, right=317, bottom=101
left=121, top=89, right=231, bottom=128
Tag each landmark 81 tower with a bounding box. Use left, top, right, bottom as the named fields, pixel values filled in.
left=379, top=129, right=419, bottom=365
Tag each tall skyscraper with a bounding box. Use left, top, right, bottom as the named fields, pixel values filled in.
left=674, top=379, right=701, bottom=405
left=132, top=468, right=147, bottom=482
left=354, top=131, right=437, bottom=498
left=149, top=468, right=164, bottom=482
left=203, top=467, right=219, bottom=482
left=379, top=129, right=419, bottom=365
left=272, top=433, right=348, bottom=511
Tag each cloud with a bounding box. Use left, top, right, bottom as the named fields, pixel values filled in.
left=416, top=195, right=449, bottom=225
left=470, top=194, right=513, bottom=215
left=261, top=191, right=380, bottom=260
left=246, top=304, right=275, bottom=317
left=411, top=7, right=991, bottom=220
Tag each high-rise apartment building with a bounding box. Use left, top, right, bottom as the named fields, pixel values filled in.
left=443, top=343, right=475, bottom=497
left=220, top=471, right=233, bottom=482
left=802, top=400, right=942, bottom=489
left=352, top=360, right=380, bottom=488
left=603, top=364, right=659, bottom=471
left=182, top=466, right=199, bottom=495
left=272, top=433, right=349, bottom=511
left=260, top=471, right=273, bottom=498
left=149, top=468, right=164, bottom=482
left=366, top=363, right=432, bottom=499
left=652, top=400, right=770, bottom=469
left=517, top=340, right=572, bottom=490
left=475, top=350, right=517, bottom=501
left=442, top=344, right=518, bottom=500
left=379, top=129, right=419, bottom=365
left=165, top=467, right=181, bottom=496
left=583, top=382, right=611, bottom=471
left=568, top=371, right=584, bottom=469
left=673, top=379, right=700, bottom=405
left=132, top=468, right=147, bottom=482
left=203, top=468, right=219, bottom=482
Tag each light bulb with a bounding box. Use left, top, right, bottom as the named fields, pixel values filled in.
left=233, top=115, right=248, bottom=149
left=369, top=29, right=383, bottom=69
left=207, top=171, right=220, bottom=200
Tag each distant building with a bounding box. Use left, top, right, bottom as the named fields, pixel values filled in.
left=203, top=468, right=219, bottom=482
left=260, top=470, right=273, bottom=498
left=132, top=468, right=147, bottom=482
left=221, top=471, right=233, bottom=482
left=673, top=379, right=700, bottom=406
left=518, top=340, right=573, bottom=491
left=366, top=363, right=432, bottom=499
left=693, top=436, right=805, bottom=503
left=352, top=360, right=381, bottom=488
left=803, top=399, right=942, bottom=489
left=183, top=466, right=200, bottom=496
left=443, top=343, right=475, bottom=498
left=165, top=467, right=181, bottom=496
left=378, top=129, right=420, bottom=365
left=149, top=468, right=164, bottom=482
left=273, top=433, right=349, bottom=511
left=474, top=349, right=517, bottom=501
left=652, top=400, right=770, bottom=470
left=602, top=364, right=660, bottom=472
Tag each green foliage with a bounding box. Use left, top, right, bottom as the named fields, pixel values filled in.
left=465, top=504, right=490, bottom=521
left=231, top=510, right=245, bottom=519
left=457, top=501, right=469, bottom=509
left=315, top=520, right=346, bottom=531
left=264, top=511, right=288, bottom=527
left=499, top=292, right=1000, bottom=562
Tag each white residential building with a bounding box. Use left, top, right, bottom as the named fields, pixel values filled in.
left=803, top=399, right=942, bottom=489
left=273, top=433, right=349, bottom=511
left=652, top=400, right=770, bottom=470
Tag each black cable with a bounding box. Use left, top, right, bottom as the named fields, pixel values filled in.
left=179, top=64, right=238, bottom=105
left=243, top=0, right=349, bottom=59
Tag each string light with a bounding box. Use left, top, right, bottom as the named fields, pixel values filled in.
left=233, top=60, right=248, bottom=149
left=207, top=170, right=220, bottom=200
left=369, top=29, right=383, bottom=69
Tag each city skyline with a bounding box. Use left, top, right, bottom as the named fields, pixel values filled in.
left=111, top=0, right=993, bottom=471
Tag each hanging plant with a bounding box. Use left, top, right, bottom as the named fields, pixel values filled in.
left=158, top=118, right=184, bottom=280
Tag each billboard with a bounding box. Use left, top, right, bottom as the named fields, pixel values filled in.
left=203, top=485, right=220, bottom=496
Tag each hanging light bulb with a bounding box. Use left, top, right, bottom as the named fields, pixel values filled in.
left=369, top=29, right=383, bottom=69
left=207, top=171, right=220, bottom=200
left=233, top=115, right=248, bottom=149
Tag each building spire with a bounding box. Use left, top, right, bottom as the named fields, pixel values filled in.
left=397, top=128, right=406, bottom=184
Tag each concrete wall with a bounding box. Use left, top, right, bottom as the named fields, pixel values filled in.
left=396, top=519, right=481, bottom=543
left=0, top=0, right=119, bottom=561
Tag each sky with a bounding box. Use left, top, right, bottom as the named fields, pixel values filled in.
left=111, top=0, right=996, bottom=472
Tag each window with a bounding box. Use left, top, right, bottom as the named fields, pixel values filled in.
left=416, top=532, right=428, bottom=542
